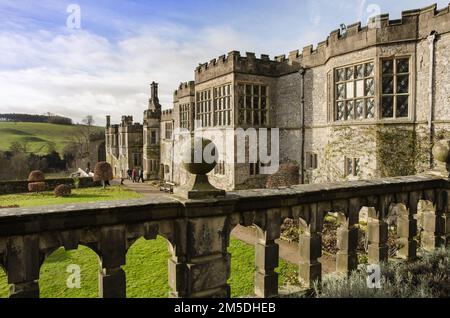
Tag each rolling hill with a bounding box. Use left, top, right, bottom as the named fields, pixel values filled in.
left=0, top=122, right=104, bottom=155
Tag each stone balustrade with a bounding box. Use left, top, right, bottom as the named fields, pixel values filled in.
left=0, top=174, right=449, bottom=298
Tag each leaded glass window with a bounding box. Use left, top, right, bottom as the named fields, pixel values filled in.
left=335, top=61, right=375, bottom=121
left=196, top=89, right=212, bottom=127
left=381, top=57, right=410, bottom=118
left=179, top=103, right=192, bottom=130
left=237, top=84, right=268, bottom=126
left=344, top=157, right=360, bottom=177
left=214, top=84, right=232, bottom=126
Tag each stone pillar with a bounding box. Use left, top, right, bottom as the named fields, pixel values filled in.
left=397, top=192, right=419, bottom=259
left=298, top=203, right=323, bottom=288
left=6, top=235, right=40, bottom=298
left=254, top=208, right=281, bottom=298
left=422, top=190, right=448, bottom=251
left=169, top=215, right=232, bottom=298
left=367, top=206, right=388, bottom=264
left=336, top=199, right=359, bottom=274
left=98, top=226, right=127, bottom=298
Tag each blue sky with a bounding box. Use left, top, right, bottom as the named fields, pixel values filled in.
left=0, top=0, right=448, bottom=124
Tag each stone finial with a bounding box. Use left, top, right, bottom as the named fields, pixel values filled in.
left=431, top=139, right=450, bottom=177
left=174, top=137, right=225, bottom=199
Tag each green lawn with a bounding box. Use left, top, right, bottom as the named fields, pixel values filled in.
left=0, top=186, right=299, bottom=298
left=0, top=122, right=103, bottom=155
left=0, top=236, right=298, bottom=298
left=0, top=186, right=142, bottom=208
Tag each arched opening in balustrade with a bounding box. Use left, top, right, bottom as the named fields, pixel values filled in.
left=0, top=264, right=8, bottom=298
left=321, top=212, right=339, bottom=275
left=230, top=221, right=299, bottom=297
left=386, top=203, right=406, bottom=258
left=39, top=245, right=99, bottom=298
left=356, top=207, right=370, bottom=265
left=124, top=236, right=170, bottom=298
left=227, top=230, right=256, bottom=297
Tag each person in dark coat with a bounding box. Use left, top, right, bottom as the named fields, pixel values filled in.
left=138, top=169, right=144, bottom=183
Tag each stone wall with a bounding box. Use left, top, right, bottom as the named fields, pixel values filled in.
left=0, top=171, right=448, bottom=298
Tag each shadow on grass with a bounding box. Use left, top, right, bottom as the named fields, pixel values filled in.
left=43, top=249, right=70, bottom=263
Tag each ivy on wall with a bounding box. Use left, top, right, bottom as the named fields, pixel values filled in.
left=311, top=125, right=450, bottom=183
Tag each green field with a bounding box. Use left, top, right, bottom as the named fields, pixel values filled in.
left=0, top=122, right=103, bottom=155
left=0, top=186, right=142, bottom=208
left=0, top=186, right=298, bottom=298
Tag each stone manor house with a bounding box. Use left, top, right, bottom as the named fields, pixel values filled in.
left=105, top=3, right=450, bottom=191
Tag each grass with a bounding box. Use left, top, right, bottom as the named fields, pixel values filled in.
left=0, top=185, right=299, bottom=298
left=0, top=122, right=103, bottom=155
left=0, top=237, right=298, bottom=298
left=0, top=186, right=142, bottom=208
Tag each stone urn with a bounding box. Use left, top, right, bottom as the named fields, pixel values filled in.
left=174, top=137, right=225, bottom=199
left=431, top=139, right=450, bottom=177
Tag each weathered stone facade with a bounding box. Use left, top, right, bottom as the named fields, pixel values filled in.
left=105, top=115, right=143, bottom=178
left=106, top=3, right=450, bottom=190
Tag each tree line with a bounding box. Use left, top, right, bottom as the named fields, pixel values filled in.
left=0, top=113, right=73, bottom=125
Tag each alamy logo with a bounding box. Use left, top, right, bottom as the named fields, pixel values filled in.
left=173, top=121, right=280, bottom=174
left=66, top=264, right=81, bottom=289
left=66, top=4, right=81, bottom=29
left=366, top=264, right=382, bottom=289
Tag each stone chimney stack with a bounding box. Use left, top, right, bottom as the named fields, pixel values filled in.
left=106, top=115, right=111, bottom=128
left=151, top=82, right=158, bottom=101
left=149, top=82, right=161, bottom=111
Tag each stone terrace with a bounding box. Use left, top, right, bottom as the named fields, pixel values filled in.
left=0, top=169, right=449, bottom=297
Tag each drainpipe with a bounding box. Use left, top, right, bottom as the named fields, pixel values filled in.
left=428, top=32, right=437, bottom=168
left=299, top=67, right=306, bottom=184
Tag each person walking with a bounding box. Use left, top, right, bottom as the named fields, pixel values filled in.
left=131, top=168, right=137, bottom=183
left=138, top=169, right=144, bottom=183
left=127, top=169, right=132, bottom=180
left=120, top=170, right=125, bottom=185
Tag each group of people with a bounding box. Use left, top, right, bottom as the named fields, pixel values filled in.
left=124, top=168, right=144, bottom=183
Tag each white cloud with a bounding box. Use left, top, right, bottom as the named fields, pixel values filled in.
left=0, top=24, right=258, bottom=125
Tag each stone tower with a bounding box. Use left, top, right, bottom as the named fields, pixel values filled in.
left=143, top=81, right=162, bottom=180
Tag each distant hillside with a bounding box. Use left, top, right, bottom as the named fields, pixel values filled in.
left=0, top=122, right=104, bottom=155
left=0, top=113, right=73, bottom=125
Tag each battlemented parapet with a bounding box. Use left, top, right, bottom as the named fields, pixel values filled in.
left=294, top=3, right=450, bottom=68
left=174, top=81, right=195, bottom=101
left=161, top=109, right=174, bottom=122
left=195, top=51, right=301, bottom=84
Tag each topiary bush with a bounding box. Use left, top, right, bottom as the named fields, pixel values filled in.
left=28, top=182, right=46, bottom=193
left=54, top=184, right=72, bottom=197
left=28, top=170, right=45, bottom=182
left=93, top=161, right=113, bottom=188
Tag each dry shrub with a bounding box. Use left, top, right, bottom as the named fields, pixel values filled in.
left=266, top=163, right=299, bottom=189
left=28, top=170, right=45, bottom=182
left=93, top=161, right=113, bottom=182
left=54, top=184, right=72, bottom=197
left=28, top=182, right=46, bottom=193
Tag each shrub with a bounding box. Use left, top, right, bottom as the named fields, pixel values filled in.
left=54, top=184, right=72, bottom=197
left=28, top=170, right=45, bottom=182
left=28, top=182, right=46, bottom=193
left=93, top=161, right=113, bottom=188
left=314, top=248, right=450, bottom=298
left=72, top=177, right=80, bottom=189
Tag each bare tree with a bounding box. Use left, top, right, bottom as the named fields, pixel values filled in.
left=67, top=115, right=97, bottom=168
left=82, top=115, right=94, bottom=126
